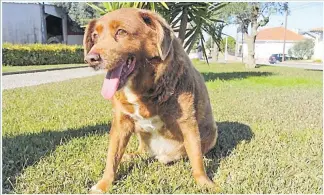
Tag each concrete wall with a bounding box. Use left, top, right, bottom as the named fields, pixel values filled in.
left=240, top=41, right=296, bottom=60
left=67, top=35, right=84, bottom=45
left=2, top=3, right=43, bottom=44
left=313, top=40, right=324, bottom=60
left=254, top=42, right=295, bottom=59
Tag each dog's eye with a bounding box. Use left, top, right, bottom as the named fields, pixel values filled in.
left=92, top=33, right=99, bottom=41
left=116, top=29, right=127, bottom=37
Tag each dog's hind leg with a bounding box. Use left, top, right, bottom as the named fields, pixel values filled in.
left=200, top=122, right=218, bottom=155
left=122, top=132, right=149, bottom=161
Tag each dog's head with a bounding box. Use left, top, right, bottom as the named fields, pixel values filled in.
left=84, top=8, right=174, bottom=99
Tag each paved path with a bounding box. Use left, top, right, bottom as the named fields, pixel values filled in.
left=261, top=63, right=323, bottom=70
left=2, top=67, right=105, bottom=90
left=204, top=58, right=323, bottom=71
left=3, top=61, right=322, bottom=90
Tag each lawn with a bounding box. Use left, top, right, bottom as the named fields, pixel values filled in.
left=2, top=62, right=323, bottom=194
left=2, top=64, right=86, bottom=73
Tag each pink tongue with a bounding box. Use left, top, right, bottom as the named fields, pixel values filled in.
left=101, top=65, right=123, bottom=100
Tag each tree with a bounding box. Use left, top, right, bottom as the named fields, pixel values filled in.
left=54, top=2, right=168, bottom=30
left=87, top=2, right=228, bottom=62
left=165, top=2, right=227, bottom=61
left=86, top=2, right=168, bottom=14
left=205, top=37, right=213, bottom=50
left=206, top=36, right=236, bottom=55
left=288, top=39, right=315, bottom=60
left=220, top=36, right=236, bottom=54
left=54, top=2, right=101, bottom=27
left=221, top=2, right=288, bottom=68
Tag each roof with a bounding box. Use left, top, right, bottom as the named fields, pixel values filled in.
left=310, top=27, right=323, bottom=32
left=256, top=27, right=305, bottom=41
left=300, top=31, right=316, bottom=39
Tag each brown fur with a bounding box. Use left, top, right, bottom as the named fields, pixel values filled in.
left=84, top=8, right=218, bottom=193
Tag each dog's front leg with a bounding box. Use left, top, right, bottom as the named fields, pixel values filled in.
left=90, top=114, right=134, bottom=193
left=179, top=120, right=215, bottom=188
left=176, top=94, right=215, bottom=188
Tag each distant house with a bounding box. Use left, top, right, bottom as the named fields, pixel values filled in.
left=299, top=31, right=317, bottom=40
left=236, top=27, right=306, bottom=60
left=2, top=2, right=84, bottom=45
left=309, top=27, right=324, bottom=61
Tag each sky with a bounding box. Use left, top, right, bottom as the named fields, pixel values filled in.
left=8, top=1, right=323, bottom=40
left=222, top=2, right=324, bottom=39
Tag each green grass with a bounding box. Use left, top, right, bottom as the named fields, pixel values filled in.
left=2, top=64, right=86, bottom=73
left=2, top=62, right=323, bottom=194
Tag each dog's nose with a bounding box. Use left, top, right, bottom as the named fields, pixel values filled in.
left=84, top=53, right=101, bottom=66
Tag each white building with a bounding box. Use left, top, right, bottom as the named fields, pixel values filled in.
left=237, top=27, right=305, bottom=61
left=309, top=27, right=324, bottom=61
left=2, top=2, right=84, bottom=45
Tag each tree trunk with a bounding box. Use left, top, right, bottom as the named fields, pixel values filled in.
left=245, top=5, right=259, bottom=68
left=178, top=6, right=188, bottom=43
left=212, top=42, right=219, bottom=62
left=235, top=28, right=239, bottom=58
left=245, top=33, right=256, bottom=68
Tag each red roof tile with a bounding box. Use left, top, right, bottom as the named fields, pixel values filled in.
left=256, top=27, right=305, bottom=41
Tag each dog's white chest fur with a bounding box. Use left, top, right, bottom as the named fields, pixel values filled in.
left=122, top=87, right=180, bottom=162
left=122, top=87, right=164, bottom=132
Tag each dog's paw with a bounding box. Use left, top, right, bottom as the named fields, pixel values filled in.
left=89, top=185, right=104, bottom=194
left=196, top=175, right=216, bottom=188
left=89, top=180, right=110, bottom=194
left=121, top=153, right=138, bottom=162
left=196, top=176, right=221, bottom=192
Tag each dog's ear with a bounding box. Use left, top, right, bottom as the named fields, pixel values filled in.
left=83, top=19, right=97, bottom=56
left=139, top=11, right=174, bottom=61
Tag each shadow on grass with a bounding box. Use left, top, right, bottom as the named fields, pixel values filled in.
left=112, top=121, right=253, bottom=188
left=205, top=121, right=254, bottom=178
left=258, top=64, right=323, bottom=72
left=201, top=72, right=273, bottom=82
left=305, top=69, right=323, bottom=72
left=2, top=123, right=110, bottom=193
left=3, top=121, right=252, bottom=193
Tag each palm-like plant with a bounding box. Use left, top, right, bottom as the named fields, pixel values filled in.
left=86, top=2, right=228, bottom=62
left=86, top=2, right=168, bottom=14
left=163, top=2, right=228, bottom=62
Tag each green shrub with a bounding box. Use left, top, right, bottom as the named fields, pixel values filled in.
left=288, top=39, right=315, bottom=60
left=2, top=43, right=84, bottom=66
left=313, top=59, right=322, bottom=63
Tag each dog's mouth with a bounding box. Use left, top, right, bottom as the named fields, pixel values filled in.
left=101, top=56, right=136, bottom=100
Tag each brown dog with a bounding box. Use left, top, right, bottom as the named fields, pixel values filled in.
left=84, top=8, right=218, bottom=193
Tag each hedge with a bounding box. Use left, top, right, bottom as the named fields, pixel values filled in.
left=2, top=43, right=84, bottom=66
